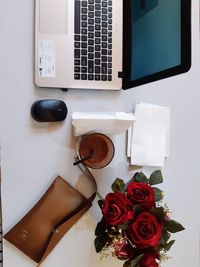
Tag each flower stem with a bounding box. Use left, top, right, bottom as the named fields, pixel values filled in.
left=96, top=191, right=104, bottom=201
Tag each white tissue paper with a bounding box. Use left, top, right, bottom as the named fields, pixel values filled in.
left=129, top=103, right=171, bottom=167
left=72, top=112, right=135, bottom=136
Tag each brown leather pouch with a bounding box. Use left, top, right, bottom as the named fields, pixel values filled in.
left=3, top=175, right=96, bottom=265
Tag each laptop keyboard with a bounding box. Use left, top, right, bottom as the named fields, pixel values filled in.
left=74, top=0, right=113, bottom=81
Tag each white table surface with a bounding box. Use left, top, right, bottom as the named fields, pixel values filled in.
left=0, top=0, right=200, bottom=266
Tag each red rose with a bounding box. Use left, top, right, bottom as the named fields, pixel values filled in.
left=102, top=192, right=134, bottom=225
left=127, top=212, right=162, bottom=248
left=140, top=251, right=159, bottom=267
left=126, top=182, right=155, bottom=209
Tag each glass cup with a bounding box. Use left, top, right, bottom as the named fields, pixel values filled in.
left=78, top=133, right=115, bottom=169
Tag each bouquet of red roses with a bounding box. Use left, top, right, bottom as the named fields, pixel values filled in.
left=94, top=171, right=184, bottom=267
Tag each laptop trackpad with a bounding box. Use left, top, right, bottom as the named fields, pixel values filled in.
left=39, top=0, right=67, bottom=34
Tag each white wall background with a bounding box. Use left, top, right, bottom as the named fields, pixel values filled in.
left=0, top=0, right=200, bottom=267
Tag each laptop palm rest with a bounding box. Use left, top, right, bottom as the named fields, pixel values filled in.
left=39, top=0, right=67, bottom=35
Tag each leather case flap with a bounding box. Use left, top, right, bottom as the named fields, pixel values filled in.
left=4, top=176, right=91, bottom=263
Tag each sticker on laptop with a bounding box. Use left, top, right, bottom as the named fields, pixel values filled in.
left=39, top=40, right=56, bottom=78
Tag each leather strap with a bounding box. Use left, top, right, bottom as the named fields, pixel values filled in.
left=75, top=157, right=97, bottom=203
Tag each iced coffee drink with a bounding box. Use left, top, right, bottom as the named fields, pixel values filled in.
left=79, top=133, right=114, bottom=169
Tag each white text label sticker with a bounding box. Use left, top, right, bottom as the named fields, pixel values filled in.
left=39, top=40, right=56, bottom=77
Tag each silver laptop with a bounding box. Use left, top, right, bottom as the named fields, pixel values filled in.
left=35, top=0, right=122, bottom=90
left=35, top=0, right=191, bottom=90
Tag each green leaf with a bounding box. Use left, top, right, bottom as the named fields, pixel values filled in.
left=95, top=221, right=107, bottom=236
left=160, top=229, right=171, bottom=245
left=134, top=205, right=143, bottom=214
left=164, top=220, right=185, bottom=233
left=153, top=187, right=164, bottom=202
left=118, top=222, right=129, bottom=230
left=94, top=233, right=108, bottom=253
left=150, top=207, right=165, bottom=220
left=130, top=254, right=144, bottom=267
left=123, top=254, right=144, bottom=267
left=123, top=260, right=131, bottom=267
left=98, top=199, right=104, bottom=209
left=111, top=178, right=125, bottom=193
left=149, top=170, right=163, bottom=185
left=163, top=240, right=175, bottom=251
left=131, top=172, right=149, bottom=184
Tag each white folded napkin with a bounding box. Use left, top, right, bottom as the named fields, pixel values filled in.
left=129, top=103, right=171, bottom=167
left=72, top=112, right=135, bottom=136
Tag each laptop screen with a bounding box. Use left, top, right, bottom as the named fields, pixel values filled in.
left=123, top=0, right=191, bottom=89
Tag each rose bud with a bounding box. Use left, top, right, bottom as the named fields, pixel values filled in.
left=164, top=212, right=171, bottom=221
left=140, top=251, right=160, bottom=267
left=126, top=212, right=163, bottom=249
left=102, top=192, right=134, bottom=226
left=114, top=241, right=134, bottom=261
left=126, top=182, right=155, bottom=209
